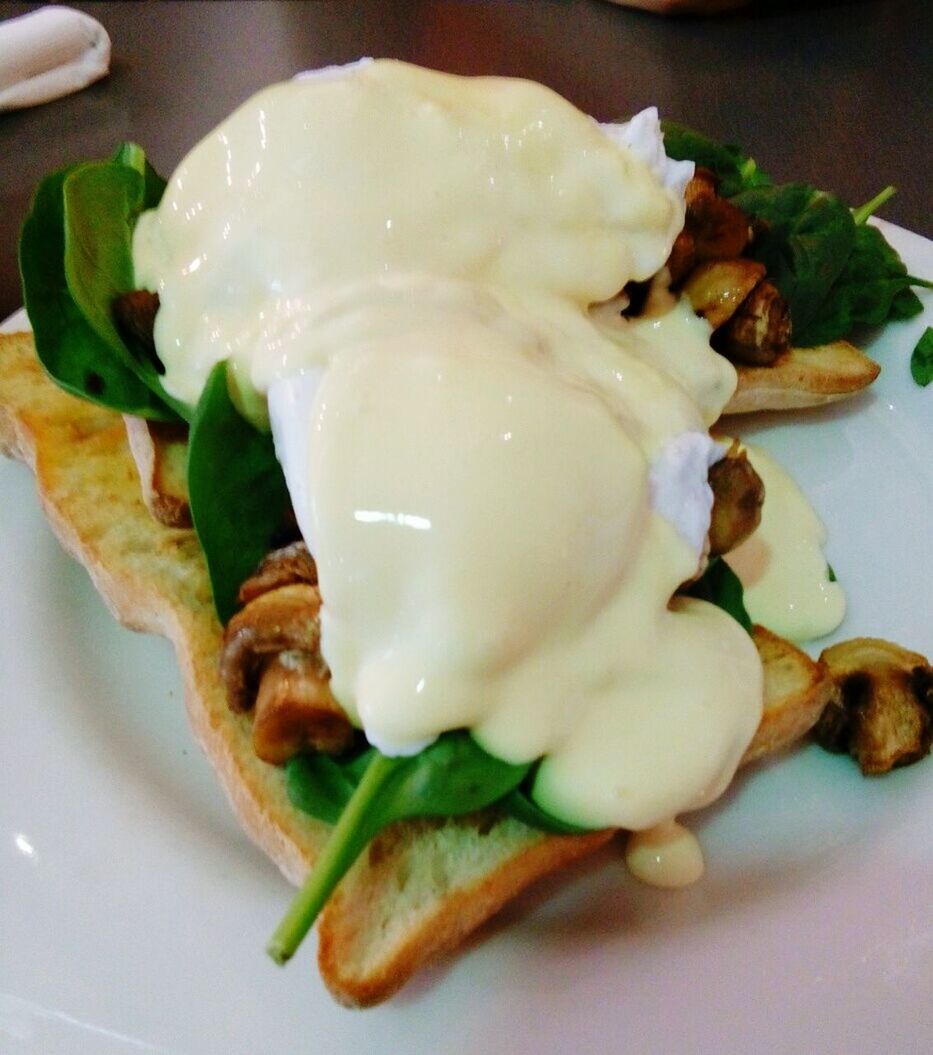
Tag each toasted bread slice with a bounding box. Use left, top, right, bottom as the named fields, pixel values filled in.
left=0, top=331, right=832, bottom=1006
left=318, top=623, right=833, bottom=1006
left=0, top=332, right=330, bottom=886
left=725, top=341, right=880, bottom=414
left=742, top=625, right=834, bottom=765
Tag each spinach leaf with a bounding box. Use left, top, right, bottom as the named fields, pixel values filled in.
left=663, top=125, right=930, bottom=356
left=19, top=167, right=176, bottom=419
left=111, top=141, right=167, bottom=204
left=731, top=183, right=856, bottom=340
left=187, top=362, right=292, bottom=623
left=795, top=221, right=923, bottom=346
left=501, top=786, right=592, bottom=836
left=287, top=740, right=593, bottom=835
left=661, top=121, right=771, bottom=198
left=268, top=733, right=531, bottom=964
left=911, top=327, right=933, bottom=387
left=286, top=752, right=366, bottom=826
left=343, top=746, right=377, bottom=784
left=685, top=557, right=753, bottom=634
left=62, top=159, right=189, bottom=420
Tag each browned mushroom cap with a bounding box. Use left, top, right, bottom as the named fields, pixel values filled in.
left=665, top=230, right=697, bottom=288
left=684, top=167, right=718, bottom=207
left=714, top=280, right=791, bottom=366
left=814, top=638, right=932, bottom=775
left=220, top=583, right=324, bottom=713
left=686, top=193, right=752, bottom=263
left=113, top=290, right=160, bottom=360
left=683, top=259, right=767, bottom=331
left=708, top=442, right=764, bottom=556
left=668, top=172, right=753, bottom=296
left=252, top=651, right=354, bottom=763
left=238, top=541, right=318, bottom=605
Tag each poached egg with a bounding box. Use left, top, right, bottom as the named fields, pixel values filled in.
left=132, top=60, right=763, bottom=831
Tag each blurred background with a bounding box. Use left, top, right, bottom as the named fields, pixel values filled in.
left=0, top=0, right=930, bottom=319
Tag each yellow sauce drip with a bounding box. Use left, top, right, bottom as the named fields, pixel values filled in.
left=625, top=819, right=705, bottom=888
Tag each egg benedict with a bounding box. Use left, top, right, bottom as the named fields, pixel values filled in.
left=17, top=59, right=920, bottom=1006
left=129, top=60, right=763, bottom=838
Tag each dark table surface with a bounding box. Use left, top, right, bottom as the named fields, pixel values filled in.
left=0, top=0, right=930, bottom=321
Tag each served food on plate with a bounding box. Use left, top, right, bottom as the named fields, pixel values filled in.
left=2, top=59, right=930, bottom=1006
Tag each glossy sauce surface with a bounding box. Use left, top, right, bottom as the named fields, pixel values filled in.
left=134, top=61, right=763, bottom=830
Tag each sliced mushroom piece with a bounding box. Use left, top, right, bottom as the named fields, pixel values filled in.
left=665, top=169, right=722, bottom=288
left=684, top=167, right=718, bottom=208
left=113, top=289, right=162, bottom=372
left=252, top=650, right=354, bottom=763
left=708, top=442, right=764, bottom=556
left=714, top=280, right=791, bottom=365
left=683, top=259, right=767, bottom=330
left=814, top=638, right=932, bottom=775
left=123, top=414, right=191, bottom=528
left=220, top=583, right=324, bottom=712
left=665, top=230, right=697, bottom=288
left=238, top=540, right=318, bottom=604
left=686, top=194, right=752, bottom=263
left=115, top=288, right=192, bottom=528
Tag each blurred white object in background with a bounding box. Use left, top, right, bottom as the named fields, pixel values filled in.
left=0, top=5, right=110, bottom=112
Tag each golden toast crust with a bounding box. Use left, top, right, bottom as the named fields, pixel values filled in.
left=0, top=332, right=330, bottom=885
left=0, top=332, right=832, bottom=1006
left=726, top=342, right=881, bottom=414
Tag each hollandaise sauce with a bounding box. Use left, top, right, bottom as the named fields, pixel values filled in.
left=625, top=819, right=705, bottom=888
left=133, top=60, right=763, bottom=836
left=725, top=445, right=846, bottom=643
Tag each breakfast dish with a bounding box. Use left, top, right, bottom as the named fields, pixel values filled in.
left=1, top=60, right=929, bottom=1012
left=2, top=303, right=929, bottom=1050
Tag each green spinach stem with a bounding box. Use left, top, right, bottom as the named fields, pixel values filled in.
left=267, top=750, right=400, bottom=965
left=851, top=185, right=895, bottom=225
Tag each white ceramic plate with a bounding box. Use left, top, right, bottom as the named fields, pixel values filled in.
left=1, top=222, right=930, bottom=1055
